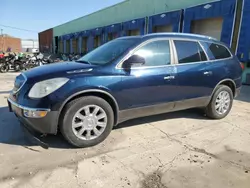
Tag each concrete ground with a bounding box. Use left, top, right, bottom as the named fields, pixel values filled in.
left=0, top=72, right=250, bottom=188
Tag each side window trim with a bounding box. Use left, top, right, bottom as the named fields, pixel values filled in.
left=170, top=39, right=178, bottom=65
left=116, top=38, right=174, bottom=69
left=172, top=39, right=210, bottom=65
left=198, top=41, right=209, bottom=61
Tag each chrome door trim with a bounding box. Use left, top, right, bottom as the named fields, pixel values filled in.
left=116, top=38, right=175, bottom=70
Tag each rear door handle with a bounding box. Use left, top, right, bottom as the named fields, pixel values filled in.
left=164, top=75, right=175, bottom=80
left=203, top=71, right=213, bottom=75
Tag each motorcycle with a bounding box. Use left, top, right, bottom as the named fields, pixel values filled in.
left=22, top=53, right=46, bottom=70
left=0, top=52, right=25, bottom=73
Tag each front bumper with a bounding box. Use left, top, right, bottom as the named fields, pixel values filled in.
left=7, top=97, right=59, bottom=134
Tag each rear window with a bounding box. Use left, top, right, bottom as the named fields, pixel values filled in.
left=174, top=40, right=207, bottom=64
left=207, top=43, right=232, bottom=60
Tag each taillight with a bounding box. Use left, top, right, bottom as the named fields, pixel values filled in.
left=240, top=62, right=245, bottom=70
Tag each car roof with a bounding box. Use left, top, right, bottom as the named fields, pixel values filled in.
left=119, top=32, right=219, bottom=43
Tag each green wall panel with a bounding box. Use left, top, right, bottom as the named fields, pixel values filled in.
left=53, top=0, right=216, bottom=38
left=242, top=68, right=250, bottom=84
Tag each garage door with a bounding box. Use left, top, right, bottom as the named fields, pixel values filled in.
left=82, top=37, right=87, bottom=54
left=59, top=40, right=63, bottom=53
left=191, top=17, right=223, bottom=40
left=127, top=29, right=140, bottom=36
left=72, top=39, right=77, bottom=53
left=94, top=36, right=101, bottom=48
left=153, top=25, right=173, bottom=33
left=108, top=33, right=116, bottom=41
left=66, top=40, right=70, bottom=53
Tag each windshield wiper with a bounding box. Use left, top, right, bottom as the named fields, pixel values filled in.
left=75, top=60, right=91, bottom=65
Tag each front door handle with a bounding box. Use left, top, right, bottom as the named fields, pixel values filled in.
left=203, top=71, right=213, bottom=75
left=164, top=75, right=175, bottom=80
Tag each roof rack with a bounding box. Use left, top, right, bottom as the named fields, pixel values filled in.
left=145, top=32, right=218, bottom=41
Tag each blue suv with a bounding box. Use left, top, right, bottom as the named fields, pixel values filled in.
left=8, top=33, right=242, bottom=147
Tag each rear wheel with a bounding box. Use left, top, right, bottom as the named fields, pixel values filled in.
left=0, top=64, right=9, bottom=73
left=205, top=85, right=233, bottom=119
left=60, top=96, right=114, bottom=148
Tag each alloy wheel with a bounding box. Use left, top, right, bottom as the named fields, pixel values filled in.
left=215, top=91, right=231, bottom=115
left=72, top=105, right=108, bottom=140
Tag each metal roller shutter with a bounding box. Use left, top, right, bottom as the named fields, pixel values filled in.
left=108, top=33, right=117, bottom=41
left=183, top=0, right=236, bottom=46
left=191, top=17, right=223, bottom=40
left=82, top=37, right=87, bottom=54
left=72, top=39, right=77, bottom=53
left=122, top=18, right=146, bottom=36
left=127, top=29, right=140, bottom=36
left=148, top=10, right=182, bottom=33
left=59, top=40, right=63, bottom=53
left=94, top=36, right=101, bottom=48
left=153, top=25, right=173, bottom=33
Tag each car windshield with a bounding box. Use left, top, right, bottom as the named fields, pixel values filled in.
left=77, top=38, right=140, bottom=65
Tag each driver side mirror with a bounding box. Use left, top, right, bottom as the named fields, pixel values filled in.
left=122, top=55, right=145, bottom=69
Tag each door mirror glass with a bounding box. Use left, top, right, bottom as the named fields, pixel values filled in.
left=123, top=55, right=145, bottom=68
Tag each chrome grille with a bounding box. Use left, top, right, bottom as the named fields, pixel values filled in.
left=13, top=73, right=27, bottom=94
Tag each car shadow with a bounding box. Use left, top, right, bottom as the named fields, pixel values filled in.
left=0, top=106, right=72, bottom=149
left=0, top=106, right=207, bottom=149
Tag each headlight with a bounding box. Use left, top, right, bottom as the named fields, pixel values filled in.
left=28, top=78, right=69, bottom=98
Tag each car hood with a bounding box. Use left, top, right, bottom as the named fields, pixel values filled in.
left=24, top=61, right=96, bottom=80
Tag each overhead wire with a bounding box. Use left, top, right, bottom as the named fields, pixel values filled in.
left=0, top=24, right=38, bottom=33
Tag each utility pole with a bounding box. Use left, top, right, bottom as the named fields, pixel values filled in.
left=0, top=29, right=3, bottom=52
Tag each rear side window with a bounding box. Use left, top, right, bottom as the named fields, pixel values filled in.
left=174, top=40, right=207, bottom=64
left=207, top=43, right=232, bottom=60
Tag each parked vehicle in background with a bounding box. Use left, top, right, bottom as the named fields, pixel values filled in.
left=0, top=52, right=25, bottom=72
left=8, top=33, right=243, bottom=147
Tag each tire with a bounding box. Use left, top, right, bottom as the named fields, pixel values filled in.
left=0, top=64, right=9, bottom=73
left=205, top=85, right=233, bottom=119
left=14, top=61, right=21, bottom=72
left=60, top=96, right=114, bottom=148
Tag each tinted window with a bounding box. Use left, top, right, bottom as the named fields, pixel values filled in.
left=207, top=43, right=231, bottom=60
left=78, top=39, right=140, bottom=65
left=174, top=41, right=207, bottom=64
left=132, top=40, right=171, bottom=67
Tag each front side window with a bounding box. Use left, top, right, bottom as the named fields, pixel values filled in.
left=174, top=40, right=207, bottom=64
left=78, top=38, right=140, bottom=65
left=207, top=43, right=232, bottom=60
left=132, top=40, right=171, bottom=67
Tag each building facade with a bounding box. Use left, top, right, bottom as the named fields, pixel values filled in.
left=39, top=0, right=250, bottom=84
left=38, top=28, right=53, bottom=53
left=21, top=39, right=39, bottom=52
left=0, top=34, right=21, bottom=52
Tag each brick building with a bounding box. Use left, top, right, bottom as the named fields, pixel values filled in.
left=0, top=34, right=21, bottom=52
left=38, top=28, right=53, bottom=53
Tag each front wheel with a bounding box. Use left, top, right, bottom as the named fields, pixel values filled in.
left=0, top=64, right=9, bottom=73
left=205, top=85, right=233, bottom=119
left=60, top=96, right=114, bottom=148
left=14, top=61, right=22, bottom=72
